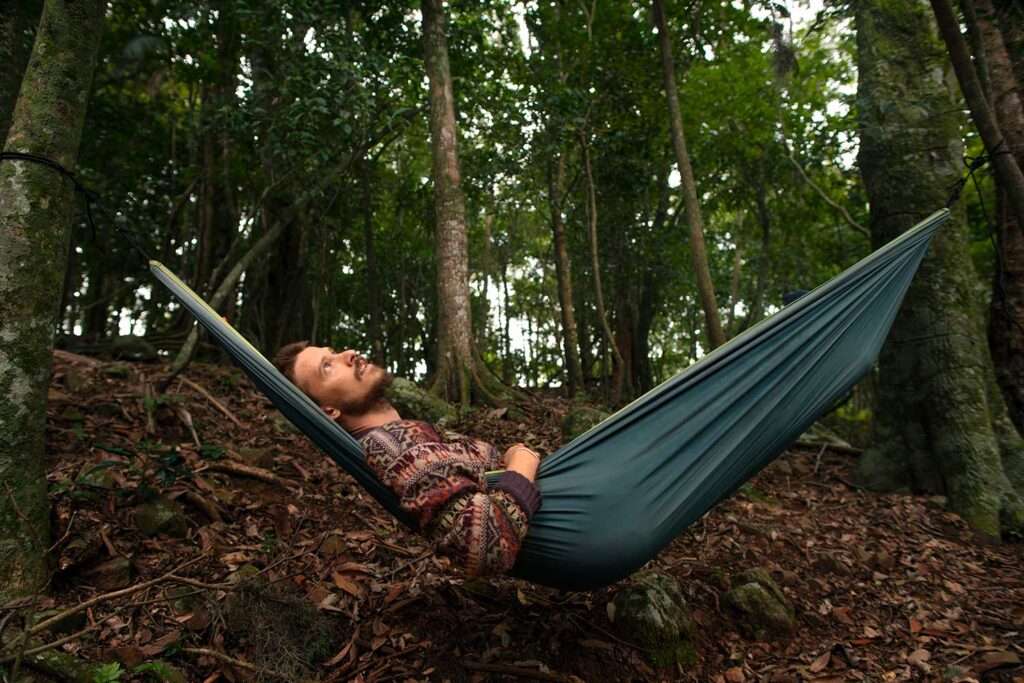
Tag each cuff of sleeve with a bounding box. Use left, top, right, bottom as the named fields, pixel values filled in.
left=493, top=471, right=542, bottom=518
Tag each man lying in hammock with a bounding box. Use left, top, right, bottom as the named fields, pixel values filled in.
left=273, top=342, right=541, bottom=577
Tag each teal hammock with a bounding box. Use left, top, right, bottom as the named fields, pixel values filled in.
left=151, top=209, right=949, bottom=590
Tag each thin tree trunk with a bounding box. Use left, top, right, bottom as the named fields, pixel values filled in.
left=930, top=0, right=1024, bottom=227
left=362, top=158, right=384, bottom=364
left=0, top=0, right=104, bottom=601
left=165, top=219, right=288, bottom=383
left=579, top=130, right=624, bottom=404
left=652, top=0, right=726, bottom=350
left=421, top=0, right=508, bottom=406
left=974, top=0, right=1024, bottom=434
left=549, top=153, right=585, bottom=397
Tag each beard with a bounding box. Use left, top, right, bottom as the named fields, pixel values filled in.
left=337, top=368, right=394, bottom=417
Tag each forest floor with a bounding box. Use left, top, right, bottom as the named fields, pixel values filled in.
left=20, top=351, right=1024, bottom=683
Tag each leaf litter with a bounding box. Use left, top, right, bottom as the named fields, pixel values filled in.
left=16, top=353, right=1024, bottom=682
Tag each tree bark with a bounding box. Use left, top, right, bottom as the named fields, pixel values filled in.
left=0, top=0, right=41, bottom=144
left=930, top=0, right=1024, bottom=227
left=421, top=0, right=508, bottom=406
left=362, top=158, right=384, bottom=364
left=0, top=0, right=104, bottom=601
left=549, top=153, right=585, bottom=397
left=971, top=0, right=1024, bottom=435
left=652, top=0, right=726, bottom=350
left=579, top=130, right=625, bottom=404
left=854, top=0, right=1024, bottom=540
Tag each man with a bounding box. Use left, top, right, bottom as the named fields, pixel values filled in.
left=273, top=342, right=541, bottom=577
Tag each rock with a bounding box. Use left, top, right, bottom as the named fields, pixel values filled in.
left=82, top=557, right=133, bottom=590
left=724, top=567, right=796, bottom=640
left=76, top=463, right=117, bottom=489
left=609, top=573, right=696, bottom=667
left=385, top=377, right=454, bottom=423
left=561, top=406, right=610, bottom=441
left=101, top=363, right=132, bottom=379
left=135, top=497, right=189, bottom=538
left=110, top=335, right=159, bottom=362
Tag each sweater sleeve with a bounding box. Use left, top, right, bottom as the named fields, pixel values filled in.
left=360, top=426, right=539, bottom=576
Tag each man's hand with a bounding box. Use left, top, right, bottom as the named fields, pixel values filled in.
left=502, top=443, right=540, bottom=482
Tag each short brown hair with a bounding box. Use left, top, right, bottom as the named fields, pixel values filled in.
left=273, top=340, right=309, bottom=383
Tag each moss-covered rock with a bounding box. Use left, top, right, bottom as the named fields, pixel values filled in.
left=561, top=406, right=610, bottom=441
left=82, top=557, right=133, bottom=590
left=385, top=377, right=455, bottom=423
left=134, top=497, right=189, bottom=538
left=609, top=572, right=696, bottom=667
left=724, top=567, right=795, bottom=640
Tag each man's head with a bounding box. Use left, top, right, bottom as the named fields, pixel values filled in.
left=273, top=341, right=393, bottom=425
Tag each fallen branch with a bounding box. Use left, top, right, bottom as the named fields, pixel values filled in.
left=178, top=376, right=243, bottom=429
left=17, top=555, right=205, bottom=640
left=0, top=625, right=99, bottom=665
left=198, top=459, right=295, bottom=488
left=793, top=440, right=863, bottom=456
left=181, top=647, right=291, bottom=680
left=463, top=660, right=576, bottom=682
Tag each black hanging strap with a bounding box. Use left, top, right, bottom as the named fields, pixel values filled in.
left=0, top=151, right=151, bottom=262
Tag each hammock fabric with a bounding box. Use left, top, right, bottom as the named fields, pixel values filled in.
left=151, top=209, right=949, bottom=590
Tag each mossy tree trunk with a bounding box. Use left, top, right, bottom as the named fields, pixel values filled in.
left=0, top=0, right=42, bottom=143
left=971, top=0, right=1024, bottom=434
left=0, top=0, right=104, bottom=601
left=854, top=0, right=1024, bottom=540
left=421, top=0, right=510, bottom=407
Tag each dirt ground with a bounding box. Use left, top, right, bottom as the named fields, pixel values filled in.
left=18, top=352, right=1024, bottom=682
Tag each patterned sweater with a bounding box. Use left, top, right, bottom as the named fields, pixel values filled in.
left=355, top=420, right=541, bottom=577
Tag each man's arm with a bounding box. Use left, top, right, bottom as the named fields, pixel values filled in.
left=360, top=428, right=541, bottom=576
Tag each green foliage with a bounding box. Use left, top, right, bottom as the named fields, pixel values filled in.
left=62, top=0, right=999, bottom=405
left=92, top=662, right=124, bottom=683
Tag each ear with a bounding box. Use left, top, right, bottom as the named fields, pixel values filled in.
left=322, top=405, right=342, bottom=421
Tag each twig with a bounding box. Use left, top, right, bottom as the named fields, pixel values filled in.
left=794, top=439, right=863, bottom=456
left=0, top=625, right=99, bottom=665
left=178, top=376, right=243, bottom=429
left=198, top=459, right=295, bottom=489
left=181, top=647, right=291, bottom=680
left=387, top=550, right=433, bottom=579
left=46, top=511, right=77, bottom=554
left=337, top=643, right=425, bottom=682
left=17, top=555, right=205, bottom=640
left=463, top=660, right=574, bottom=682
left=813, top=444, right=827, bottom=475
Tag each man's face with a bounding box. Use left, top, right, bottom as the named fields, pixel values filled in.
left=292, top=346, right=392, bottom=418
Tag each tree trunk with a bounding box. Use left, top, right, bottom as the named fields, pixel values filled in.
left=422, top=0, right=508, bottom=406
left=0, top=0, right=41, bottom=143
left=549, top=153, right=585, bottom=397
left=652, top=0, right=726, bottom=350
left=972, top=0, right=1024, bottom=434
left=930, top=0, right=1024, bottom=226
left=362, top=158, right=384, bottom=364
left=854, top=0, right=1024, bottom=540
left=580, top=130, right=625, bottom=404
left=166, top=218, right=288, bottom=381
left=0, top=0, right=104, bottom=601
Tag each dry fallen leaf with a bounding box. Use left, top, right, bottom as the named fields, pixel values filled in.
left=809, top=650, right=831, bottom=673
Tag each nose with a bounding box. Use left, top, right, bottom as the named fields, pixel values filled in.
left=340, top=349, right=357, bottom=365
